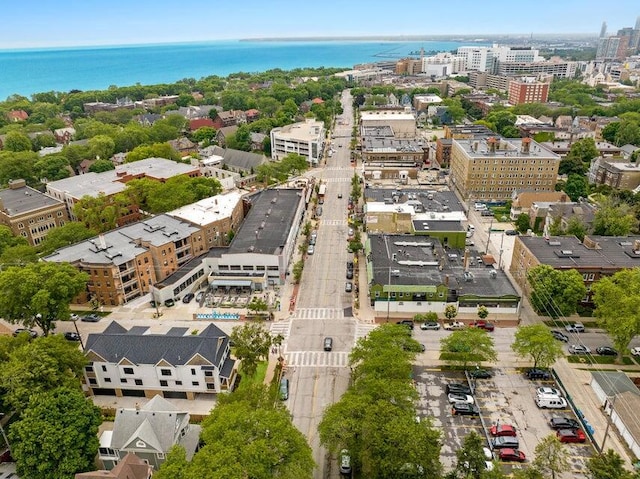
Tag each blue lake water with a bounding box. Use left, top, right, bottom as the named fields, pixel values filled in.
left=0, top=40, right=486, bottom=99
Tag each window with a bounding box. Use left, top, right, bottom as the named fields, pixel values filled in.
left=120, top=379, right=127, bottom=383
left=175, top=380, right=182, bottom=386
left=191, top=368, right=196, bottom=375
left=161, top=369, right=172, bottom=376
left=102, top=365, right=107, bottom=372
left=104, top=378, right=111, bottom=383
left=134, top=379, right=143, bottom=386
left=192, top=381, right=199, bottom=386
left=123, top=367, right=134, bottom=375
left=160, top=380, right=168, bottom=387
left=85, top=365, right=94, bottom=372
left=204, top=371, right=213, bottom=377
left=88, top=378, right=97, bottom=385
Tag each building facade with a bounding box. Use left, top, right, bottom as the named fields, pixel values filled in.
left=270, top=119, right=325, bottom=165
left=450, top=137, right=560, bottom=201
left=508, top=78, right=550, bottom=105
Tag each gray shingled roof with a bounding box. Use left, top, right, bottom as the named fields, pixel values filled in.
left=85, top=322, right=229, bottom=366
left=0, top=184, right=64, bottom=216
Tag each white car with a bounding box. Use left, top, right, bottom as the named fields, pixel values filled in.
left=631, top=347, right=640, bottom=356
left=536, top=387, right=562, bottom=397
left=447, top=393, right=474, bottom=404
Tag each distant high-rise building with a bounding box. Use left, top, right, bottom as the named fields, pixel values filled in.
left=600, top=21, right=607, bottom=38
left=632, top=16, right=640, bottom=53
left=596, top=36, right=621, bottom=61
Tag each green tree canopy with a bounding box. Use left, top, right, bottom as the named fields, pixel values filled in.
left=0, top=261, right=89, bottom=335
left=88, top=134, right=116, bottom=160
left=587, top=449, right=635, bottom=479
left=38, top=222, right=96, bottom=255
left=592, top=199, right=638, bottom=236
left=511, top=324, right=564, bottom=368
left=531, top=434, right=570, bottom=479
left=566, top=137, right=598, bottom=163
left=592, top=268, right=640, bottom=360
left=453, top=431, right=490, bottom=479
left=527, top=265, right=586, bottom=318
left=125, top=142, right=180, bottom=162
left=515, top=213, right=531, bottom=234
left=439, top=328, right=497, bottom=370
left=3, top=131, right=33, bottom=152
left=88, top=158, right=116, bottom=173
left=9, top=387, right=101, bottom=479
left=564, top=173, right=589, bottom=201
left=229, top=323, right=275, bottom=378
left=33, top=154, right=71, bottom=181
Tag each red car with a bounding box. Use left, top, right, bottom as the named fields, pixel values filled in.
left=556, top=428, right=586, bottom=443
left=498, top=448, right=526, bottom=462
left=489, top=424, right=517, bottom=437
left=470, top=320, right=495, bottom=332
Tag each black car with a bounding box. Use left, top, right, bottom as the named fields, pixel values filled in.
left=551, top=330, right=569, bottom=342
left=446, top=383, right=472, bottom=395
left=525, top=368, right=551, bottom=380
left=596, top=346, right=617, bottom=356
left=164, top=299, right=175, bottom=307
left=549, top=417, right=581, bottom=430
left=13, top=328, right=38, bottom=338
left=470, top=368, right=493, bottom=379
left=182, top=293, right=195, bottom=304
left=346, top=270, right=353, bottom=280
left=81, top=314, right=101, bottom=323
left=347, top=261, right=354, bottom=271
left=505, top=230, right=519, bottom=236
left=64, top=332, right=81, bottom=341
left=451, top=402, right=480, bottom=416
left=396, top=320, right=414, bottom=330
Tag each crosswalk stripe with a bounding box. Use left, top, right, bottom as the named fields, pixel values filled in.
left=285, top=351, right=350, bottom=368
left=291, top=308, right=345, bottom=320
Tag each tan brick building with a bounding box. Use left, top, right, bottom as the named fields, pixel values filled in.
left=450, top=137, right=560, bottom=202
left=0, top=179, right=69, bottom=246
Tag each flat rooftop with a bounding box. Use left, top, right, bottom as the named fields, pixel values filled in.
left=228, top=189, right=302, bottom=256
left=518, top=235, right=640, bottom=269
left=0, top=184, right=63, bottom=216
left=540, top=141, right=621, bottom=152
left=168, top=191, right=243, bottom=226
left=272, top=120, right=323, bottom=141
left=362, top=136, right=426, bottom=153
left=46, top=158, right=198, bottom=199
left=365, top=187, right=465, bottom=213
left=361, top=125, right=394, bottom=137
left=368, top=234, right=518, bottom=298
left=360, top=110, right=415, bottom=121
left=412, top=219, right=464, bottom=232
left=453, top=138, right=560, bottom=159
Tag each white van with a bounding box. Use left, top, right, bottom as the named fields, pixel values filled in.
left=535, top=394, right=567, bottom=409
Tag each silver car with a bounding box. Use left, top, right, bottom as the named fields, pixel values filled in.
left=569, top=344, right=591, bottom=355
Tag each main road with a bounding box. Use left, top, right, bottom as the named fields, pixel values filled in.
left=283, top=90, right=366, bottom=479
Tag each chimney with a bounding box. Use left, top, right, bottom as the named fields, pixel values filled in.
left=521, top=137, right=531, bottom=154
left=487, top=137, right=497, bottom=154
left=8, top=179, right=26, bottom=190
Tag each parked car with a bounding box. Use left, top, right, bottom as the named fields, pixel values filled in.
left=470, top=320, right=495, bottom=332
left=13, top=328, right=38, bottom=338
left=551, top=330, right=569, bottom=342
left=489, top=424, right=517, bottom=437
left=420, top=322, right=440, bottom=331
left=536, top=387, right=562, bottom=397
left=307, top=245, right=315, bottom=255
left=498, top=448, right=526, bottom=463
left=631, top=347, right=640, bottom=356
left=451, top=403, right=480, bottom=416
left=339, top=449, right=352, bottom=475
left=164, top=299, right=175, bottom=308
left=346, top=269, right=353, bottom=279
left=491, top=436, right=520, bottom=450
left=70, top=313, right=80, bottom=321
left=345, top=282, right=353, bottom=293
left=182, top=293, right=195, bottom=303
left=525, top=368, right=551, bottom=380
left=505, top=230, right=519, bottom=236
left=448, top=393, right=474, bottom=404
left=81, top=314, right=101, bottom=322
left=338, top=193, right=343, bottom=199
left=446, top=383, right=472, bottom=395
left=596, top=346, right=617, bottom=356
left=64, top=332, right=81, bottom=341
left=444, top=321, right=465, bottom=331
left=323, top=337, right=333, bottom=352
left=556, top=428, right=587, bottom=443
left=346, top=261, right=354, bottom=271
left=569, top=344, right=591, bottom=355
left=470, top=368, right=493, bottom=379
left=396, top=320, right=414, bottom=330
left=195, top=291, right=204, bottom=303
left=474, top=203, right=487, bottom=211
left=565, top=322, right=585, bottom=333
left=549, top=417, right=581, bottom=430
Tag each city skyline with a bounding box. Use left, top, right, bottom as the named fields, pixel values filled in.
left=0, top=0, right=638, bottom=49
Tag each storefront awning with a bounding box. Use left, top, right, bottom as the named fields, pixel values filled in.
left=211, top=279, right=253, bottom=287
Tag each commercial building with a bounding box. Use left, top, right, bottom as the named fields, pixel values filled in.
left=43, top=214, right=206, bottom=305
left=510, top=235, right=640, bottom=304
left=85, top=322, right=236, bottom=401
left=270, top=119, right=325, bottom=165
left=508, top=78, right=550, bottom=104
left=457, top=45, right=542, bottom=73
left=450, top=137, right=560, bottom=201
left=361, top=129, right=428, bottom=180
left=497, top=60, right=577, bottom=78
left=360, top=109, right=417, bottom=138
left=366, top=234, right=520, bottom=319
left=46, top=158, right=201, bottom=220
left=0, top=179, right=68, bottom=246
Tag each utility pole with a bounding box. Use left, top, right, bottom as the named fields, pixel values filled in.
left=485, top=216, right=494, bottom=254
left=600, top=395, right=617, bottom=453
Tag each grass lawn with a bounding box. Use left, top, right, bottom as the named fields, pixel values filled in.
left=567, top=355, right=636, bottom=366
left=238, top=361, right=268, bottom=388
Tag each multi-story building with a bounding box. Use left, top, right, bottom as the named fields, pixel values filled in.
left=270, top=119, right=325, bottom=165
left=395, top=58, right=422, bottom=75
left=0, top=179, right=69, bottom=247
left=497, top=60, right=577, bottom=78
left=85, top=322, right=237, bottom=403
left=421, top=53, right=467, bottom=74
left=597, top=36, right=623, bottom=61
left=46, top=158, right=201, bottom=220
left=510, top=235, right=640, bottom=304
left=167, top=191, right=245, bottom=248
left=539, top=140, right=621, bottom=158
left=450, top=137, right=560, bottom=202
left=588, top=157, right=640, bottom=191
left=361, top=128, right=428, bottom=179
left=43, top=214, right=206, bottom=305
left=508, top=78, right=550, bottom=104
left=457, top=45, right=542, bottom=73
left=360, top=109, right=416, bottom=138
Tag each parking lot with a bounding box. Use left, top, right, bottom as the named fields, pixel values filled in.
left=414, top=364, right=595, bottom=476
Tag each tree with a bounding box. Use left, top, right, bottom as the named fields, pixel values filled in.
left=33, top=154, right=71, bottom=181
left=476, top=305, right=489, bottom=320
left=9, top=387, right=101, bottom=479
left=565, top=216, right=588, bottom=241
left=527, top=265, right=586, bottom=318
left=587, top=449, right=634, bottom=479
left=0, top=150, right=38, bottom=186
left=125, top=142, right=180, bottom=163
left=558, top=156, right=588, bottom=176
left=602, top=122, right=621, bottom=144
left=88, top=158, right=116, bottom=173
left=226, top=124, right=252, bottom=151
left=515, top=213, right=531, bottom=234
left=567, top=137, right=598, bottom=163
left=292, top=260, right=304, bottom=284
left=444, top=305, right=458, bottom=321
left=0, top=262, right=89, bottom=335
left=0, top=334, right=87, bottom=411
left=592, top=268, right=640, bottom=362
left=592, top=199, right=638, bottom=236
left=512, top=324, right=564, bottom=368
left=88, top=134, right=116, bottom=160
left=0, top=243, right=38, bottom=265
left=73, top=193, right=129, bottom=233
left=453, top=431, right=488, bottom=479
left=229, top=323, right=274, bottom=378
left=614, top=120, right=640, bottom=147
left=3, top=131, right=33, bottom=152
left=531, top=434, right=570, bottom=479
left=192, top=126, right=217, bottom=144
left=154, top=445, right=188, bottom=479
left=564, top=173, right=589, bottom=201
left=0, top=225, right=28, bottom=256
left=38, top=222, right=96, bottom=255
left=440, top=328, right=497, bottom=370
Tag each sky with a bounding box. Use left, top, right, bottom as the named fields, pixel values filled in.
left=1, top=0, right=639, bottom=49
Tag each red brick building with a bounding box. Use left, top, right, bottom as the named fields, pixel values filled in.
left=508, top=79, right=550, bottom=105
